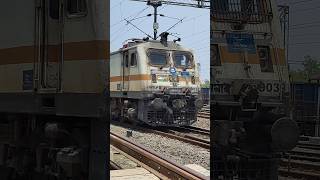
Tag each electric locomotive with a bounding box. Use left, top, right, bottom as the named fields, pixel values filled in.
left=0, top=0, right=108, bottom=179
left=110, top=33, right=203, bottom=126
left=211, top=0, right=299, bottom=179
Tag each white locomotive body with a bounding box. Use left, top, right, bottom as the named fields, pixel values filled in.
left=110, top=38, right=203, bottom=126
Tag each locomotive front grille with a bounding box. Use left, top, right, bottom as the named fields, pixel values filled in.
left=144, top=97, right=198, bottom=126
left=146, top=109, right=197, bottom=126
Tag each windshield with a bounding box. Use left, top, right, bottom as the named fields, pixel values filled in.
left=148, top=49, right=167, bottom=66
left=173, top=51, right=193, bottom=68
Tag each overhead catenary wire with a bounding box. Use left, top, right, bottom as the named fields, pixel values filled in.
left=290, top=21, right=320, bottom=27
left=111, top=6, right=150, bottom=27
left=111, top=6, right=151, bottom=42
left=289, top=0, right=315, bottom=5
left=124, top=18, right=154, bottom=39
left=289, top=24, right=320, bottom=30
left=110, top=0, right=210, bottom=80
left=110, top=0, right=126, bottom=10
left=112, top=0, right=208, bottom=40
left=111, top=17, right=150, bottom=43
left=290, top=42, right=320, bottom=45
left=156, top=17, right=186, bottom=39
left=293, top=6, right=320, bottom=13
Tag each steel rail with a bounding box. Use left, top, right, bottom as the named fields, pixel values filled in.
left=110, top=160, right=122, bottom=170
left=297, top=142, right=320, bottom=151
left=197, top=111, right=210, bottom=119
left=172, top=126, right=210, bottom=135
left=180, top=126, right=210, bottom=134
left=279, top=167, right=320, bottom=179
left=110, top=132, right=210, bottom=180
left=280, top=159, right=320, bottom=172
left=280, top=146, right=320, bottom=179
left=151, top=129, right=210, bottom=149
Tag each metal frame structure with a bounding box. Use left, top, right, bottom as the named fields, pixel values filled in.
left=130, top=0, right=210, bottom=9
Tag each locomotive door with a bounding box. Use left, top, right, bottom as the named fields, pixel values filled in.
left=122, top=51, right=130, bottom=92
left=35, top=0, right=64, bottom=91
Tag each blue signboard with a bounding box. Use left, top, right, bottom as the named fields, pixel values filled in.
left=226, top=33, right=256, bottom=54
left=169, top=67, right=177, bottom=75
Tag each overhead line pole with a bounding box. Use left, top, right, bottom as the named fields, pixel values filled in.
left=130, top=0, right=210, bottom=9
left=147, top=1, right=162, bottom=39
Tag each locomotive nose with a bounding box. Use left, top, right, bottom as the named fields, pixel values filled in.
left=271, top=117, right=300, bottom=152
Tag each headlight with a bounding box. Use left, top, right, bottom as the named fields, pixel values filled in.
left=194, top=99, right=203, bottom=109
left=172, top=99, right=186, bottom=109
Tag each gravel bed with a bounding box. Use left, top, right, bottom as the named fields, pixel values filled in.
left=191, top=117, right=210, bottom=130
left=110, top=123, right=210, bottom=170
left=172, top=130, right=210, bottom=140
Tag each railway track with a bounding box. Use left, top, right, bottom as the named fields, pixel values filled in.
left=279, top=144, right=320, bottom=179
left=297, top=141, right=320, bottom=151
left=110, top=132, right=209, bottom=180
left=197, top=105, right=210, bottom=119
left=149, top=128, right=210, bottom=149
left=172, top=126, right=210, bottom=136
left=111, top=120, right=210, bottom=149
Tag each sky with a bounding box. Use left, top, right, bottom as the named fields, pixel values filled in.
left=277, top=0, right=320, bottom=70
left=110, top=0, right=210, bottom=81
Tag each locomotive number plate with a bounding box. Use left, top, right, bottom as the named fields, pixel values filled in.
left=213, top=81, right=287, bottom=95
left=254, top=82, right=286, bottom=93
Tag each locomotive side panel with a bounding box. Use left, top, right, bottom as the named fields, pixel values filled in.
left=211, top=0, right=290, bottom=108
left=0, top=0, right=109, bottom=117
left=0, top=0, right=109, bottom=179
left=0, top=1, right=35, bottom=93
left=110, top=47, right=149, bottom=96
left=211, top=0, right=299, bottom=179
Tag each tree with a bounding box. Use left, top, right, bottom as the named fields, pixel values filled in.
left=201, top=79, right=210, bottom=88
left=302, top=55, right=320, bottom=80
left=289, top=55, right=320, bottom=82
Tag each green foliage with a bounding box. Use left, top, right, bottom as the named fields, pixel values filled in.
left=289, top=70, right=308, bottom=83
left=303, top=55, right=320, bottom=80
left=201, top=79, right=210, bottom=88
left=290, top=55, right=320, bottom=82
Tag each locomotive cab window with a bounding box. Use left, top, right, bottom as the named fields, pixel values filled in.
left=49, top=0, right=60, bottom=19
left=147, top=49, right=167, bottom=66
left=130, top=53, right=137, bottom=67
left=211, top=44, right=221, bottom=66
left=173, top=52, right=193, bottom=68
left=66, top=0, right=87, bottom=17
left=258, top=46, right=273, bottom=72
left=125, top=54, right=129, bottom=68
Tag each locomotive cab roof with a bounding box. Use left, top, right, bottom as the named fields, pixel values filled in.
left=111, top=38, right=193, bottom=55
left=122, top=38, right=181, bottom=48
